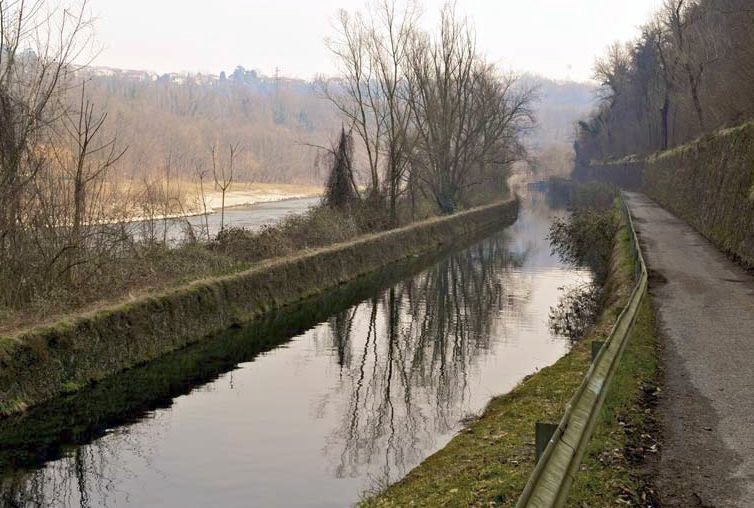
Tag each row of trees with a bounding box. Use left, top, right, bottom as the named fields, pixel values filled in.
left=575, top=0, right=754, bottom=166
left=323, top=1, right=534, bottom=219
left=0, top=0, right=535, bottom=312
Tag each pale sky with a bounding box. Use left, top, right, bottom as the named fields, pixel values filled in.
left=87, top=0, right=664, bottom=82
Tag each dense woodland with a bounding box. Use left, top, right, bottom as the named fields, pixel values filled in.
left=575, top=0, right=754, bottom=166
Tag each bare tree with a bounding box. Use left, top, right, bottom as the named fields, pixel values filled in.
left=405, top=5, right=533, bottom=213
left=324, top=8, right=382, bottom=194
left=323, top=0, right=419, bottom=222
left=662, top=0, right=712, bottom=131
left=370, top=0, right=418, bottom=224
left=211, top=143, right=239, bottom=233
left=593, top=42, right=632, bottom=104
left=161, top=150, right=173, bottom=243
left=647, top=19, right=679, bottom=150
left=57, top=81, right=126, bottom=279
left=194, top=160, right=211, bottom=241
left=0, top=0, right=93, bottom=249
left=0, top=0, right=95, bottom=305
left=325, top=1, right=530, bottom=216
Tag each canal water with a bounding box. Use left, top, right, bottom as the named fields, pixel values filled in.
left=0, top=197, right=590, bottom=507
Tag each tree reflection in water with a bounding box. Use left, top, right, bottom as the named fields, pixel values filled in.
left=0, top=227, right=553, bottom=507
left=1, top=426, right=151, bottom=508
left=322, top=234, right=527, bottom=486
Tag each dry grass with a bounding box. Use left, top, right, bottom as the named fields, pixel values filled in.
left=0, top=244, right=247, bottom=335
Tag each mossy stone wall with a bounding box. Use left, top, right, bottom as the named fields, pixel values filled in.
left=583, top=122, right=754, bottom=269
left=643, top=123, right=754, bottom=269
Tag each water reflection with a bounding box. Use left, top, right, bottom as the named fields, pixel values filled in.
left=323, top=236, right=520, bottom=485
left=0, top=201, right=590, bottom=507
left=4, top=439, right=122, bottom=508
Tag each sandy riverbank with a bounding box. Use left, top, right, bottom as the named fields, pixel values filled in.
left=200, top=182, right=322, bottom=212
left=105, top=182, right=322, bottom=224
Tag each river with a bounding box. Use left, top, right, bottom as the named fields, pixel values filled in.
left=0, top=195, right=590, bottom=507
left=133, top=196, right=320, bottom=244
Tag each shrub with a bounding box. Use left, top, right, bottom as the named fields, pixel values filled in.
left=548, top=207, right=617, bottom=284
left=211, top=205, right=363, bottom=263
left=549, top=282, right=602, bottom=341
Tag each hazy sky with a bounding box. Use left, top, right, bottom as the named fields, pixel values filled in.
left=87, top=0, right=664, bottom=82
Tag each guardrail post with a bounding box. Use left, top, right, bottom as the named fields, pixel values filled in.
left=591, top=341, right=605, bottom=362
left=535, top=422, right=558, bottom=463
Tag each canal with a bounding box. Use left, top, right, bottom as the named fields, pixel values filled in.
left=0, top=197, right=590, bottom=507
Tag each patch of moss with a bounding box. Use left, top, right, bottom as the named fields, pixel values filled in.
left=0, top=398, right=27, bottom=416
left=61, top=381, right=83, bottom=394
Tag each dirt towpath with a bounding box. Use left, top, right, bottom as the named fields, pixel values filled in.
left=625, top=192, right=754, bottom=507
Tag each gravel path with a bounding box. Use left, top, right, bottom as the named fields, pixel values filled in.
left=626, top=192, right=754, bottom=508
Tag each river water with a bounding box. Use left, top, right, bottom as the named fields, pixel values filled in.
left=0, top=196, right=590, bottom=507
left=134, top=196, right=320, bottom=245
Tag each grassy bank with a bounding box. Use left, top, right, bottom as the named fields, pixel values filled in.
left=362, top=204, right=659, bottom=507
left=0, top=199, right=517, bottom=419
left=0, top=193, right=459, bottom=334
left=565, top=295, right=658, bottom=507
left=0, top=201, right=372, bottom=334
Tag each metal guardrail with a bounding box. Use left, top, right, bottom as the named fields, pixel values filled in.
left=515, top=192, right=648, bottom=508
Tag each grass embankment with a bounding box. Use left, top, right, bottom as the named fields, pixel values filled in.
left=0, top=200, right=518, bottom=418
left=363, top=206, right=659, bottom=507
left=0, top=188, right=449, bottom=334
left=1, top=200, right=400, bottom=334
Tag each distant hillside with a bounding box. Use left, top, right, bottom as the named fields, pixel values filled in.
left=525, top=76, right=597, bottom=148
left=75, top=66, right=595, bottom=184
left=519, top=75, right=597, bottom=175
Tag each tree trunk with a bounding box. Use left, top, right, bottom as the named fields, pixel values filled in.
left=684, top=63, right=705, bottom=132
left=437, top=179, right=456, bottom=214
left=661, top=93, right=670, bottom=150
left=689, top=77, right=705, bottom=132
left=221, top=189, right=226, bottom=233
